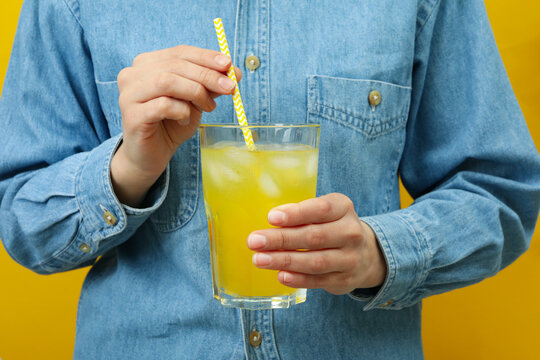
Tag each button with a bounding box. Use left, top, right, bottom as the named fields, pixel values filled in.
left=103, top=210, right=117, bottom=226
left=100, top=205, right=118, bottom=226
left=79, top=243, right=91, bottom=253
left=379, top=299, right=394, bottom=308
left=248, top=330, right=262, bottom=347
left=368, top=90, right=382, bottom=107
left=245, top=55, right=260, bottom=71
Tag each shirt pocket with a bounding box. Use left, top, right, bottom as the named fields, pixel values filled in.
left=95, top=80, right=199, bottom=232
left=307, top=75, right=411, bottom=216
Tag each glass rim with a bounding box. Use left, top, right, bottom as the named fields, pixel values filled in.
left=199, top=123, right=320, bottom=129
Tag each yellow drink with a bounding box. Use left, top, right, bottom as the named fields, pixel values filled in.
left=201, top=141, right=318, bottom=305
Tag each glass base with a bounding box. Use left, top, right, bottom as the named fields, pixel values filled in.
left=215, top=289, right=307, bottom=310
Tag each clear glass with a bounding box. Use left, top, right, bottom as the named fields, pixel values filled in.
left=199, top=124, right=320, bottom=309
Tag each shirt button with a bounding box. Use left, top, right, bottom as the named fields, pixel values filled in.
left=379, top=299, right=394, bottom=308
left=79, top=243, right=91, bottom=253
left=245, top=55, right=260, bottom=71
left=368, top=90, right=382, bottom=107
left=103, top=210, right=117, bottom=226
left=248, top=330, right=262, bottom=347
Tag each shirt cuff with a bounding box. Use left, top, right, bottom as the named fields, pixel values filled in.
left=59, top=134, right=168, bottom=263
left=349, top=211, right=431, bottom=310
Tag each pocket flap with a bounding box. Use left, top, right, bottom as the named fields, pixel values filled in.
left=307, top=76, right=411, bottom=138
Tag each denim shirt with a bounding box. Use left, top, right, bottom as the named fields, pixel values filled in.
left=1, top=0, right=539, bottom=359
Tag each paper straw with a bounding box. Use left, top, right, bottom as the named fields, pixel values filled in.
left=213, top=18, right=256, bottom=151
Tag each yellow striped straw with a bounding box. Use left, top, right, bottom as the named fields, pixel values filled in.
left=213, top=17, right=256, bottom=151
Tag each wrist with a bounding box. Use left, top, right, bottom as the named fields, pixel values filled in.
left=110, top=144, right=163, bottom=208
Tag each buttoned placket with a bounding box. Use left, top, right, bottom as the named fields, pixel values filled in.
left=234, top=0, right=271, bottom=124
left=241, top=309, right=281, bottom=360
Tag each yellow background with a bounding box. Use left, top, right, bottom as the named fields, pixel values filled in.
left=1, top=1, right=539, bottom=359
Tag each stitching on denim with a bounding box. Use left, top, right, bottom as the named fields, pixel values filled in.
left=95, top=80, right=118, bottom=85
left=365, top=219, right=398, bottom=309
left=396, top=211, right=432, bottom=295
left=415, top=0, right=441, bottom=39
left=313, top=75, right=412, bottom=90
left=61, top=0, right=83, bottom=29
left=37, top=152, right=89, bottom=270
left=311, top=103, right=408, bottom=138
left=150, top=139, right=199, bottom=232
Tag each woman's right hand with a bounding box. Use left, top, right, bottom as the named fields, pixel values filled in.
left=110, top=45, right=241, bottom=207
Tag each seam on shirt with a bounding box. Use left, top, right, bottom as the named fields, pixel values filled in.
left=60, top=0, right=83, bottom=29
left=95, top=80, right=118, bottom=85
left=35, top=155, right=88, bottom=271
left=313, top=75, right=412, bottom=90
left=415, top=0, right=440, bottom=39
left=398, top=211, right=433, bottom=292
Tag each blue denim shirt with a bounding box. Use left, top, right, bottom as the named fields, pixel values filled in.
left=1, top=0, right=539, bottom=359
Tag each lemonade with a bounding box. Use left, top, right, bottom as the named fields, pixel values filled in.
left=201, top=142, right=318, bottom=304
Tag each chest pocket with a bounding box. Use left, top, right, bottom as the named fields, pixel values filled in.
left=95, top=81, right=199, bottom=232
left=307, top=75, right=411, bottom=216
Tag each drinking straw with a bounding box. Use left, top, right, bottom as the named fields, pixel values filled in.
left=213, top=18, right=256, bottom=151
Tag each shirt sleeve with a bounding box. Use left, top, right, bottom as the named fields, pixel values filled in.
left=351, top=0, right=540, bottom=310
left=0, top=0, right=167, bottom=274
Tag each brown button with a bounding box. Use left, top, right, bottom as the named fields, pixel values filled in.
left=368, top=90, right=382, bottom=107
left=380, top=299, right=394, bottom=308
left=248, top=330, right=262, bottom=347
left=79, top=243, right=91, bottom=253
left=245, top=55, right=260, bottom=71
left=103, top=210, right=117, bottom=226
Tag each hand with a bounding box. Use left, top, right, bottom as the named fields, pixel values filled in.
left=247, top=193, right=387, bottom=295
left=111, top=45, right=242, bottom=206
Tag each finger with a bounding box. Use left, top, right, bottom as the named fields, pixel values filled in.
left=248, top=220, right=357, bottom=251
left=252, top=249, right=349, bottom=274
left=150, top=59, right=238, bottom=95
left=277, top=271, right=350, bottom=295
left=123, top=72, right=216, bottom=112
left=133, top=45, right=232, bottom=73
left=268, top=193, right=354, bottom=227
left=125, top=97, right=192, bottom=125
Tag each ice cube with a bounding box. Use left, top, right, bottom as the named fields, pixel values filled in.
left=258, top=172, right=281, bottom=198
left=223, top=146, right=255, bottom=167
left=204, top=161, right=241, bottom=186
left=270, top=155, right=302, bottom=169
left=305, top=153, right=318, bottom=177
left=219, top=163, right=241, bottom=183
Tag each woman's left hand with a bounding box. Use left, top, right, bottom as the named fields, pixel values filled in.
left=247, top=193, right=387, bottom=295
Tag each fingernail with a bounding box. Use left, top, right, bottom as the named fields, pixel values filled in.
left=268, top=210, right=286, bottom=225
left=218, top=77, right=235, bottom=91
left=253, top=253, right=271, bottom=266
left=281, top=271, right=292, bottom=284
left=215, top=54, right=230, bottom=67
left=248, top=234, right=266, bottom=249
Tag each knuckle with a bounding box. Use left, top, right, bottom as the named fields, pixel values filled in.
left=116, top=67, right=131, bottom=86
left=282, top=253, right=292, bottom=269
left=155, top=73, right=174, bottom=92
left=335, top=193, right=354, bottom=211
left=192, top=83, right=207, bottom=100
left=155, top=97, right=171, bottom=118
left=315, top=197, right=332, bottom=216
left=198, top=68, right=214, bottom=85
left=310, top=254, right=328, bottom=273
left=306, top=226, right=324, bottom=249
left=175, top=44, right=188, bottom=58
left=132, top=52, right=148, bottom=66
left=177, top=102, right=191, bottom=120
